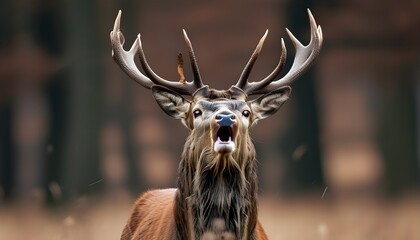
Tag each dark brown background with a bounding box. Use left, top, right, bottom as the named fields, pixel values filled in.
left=0, top=0, right=419, bottom=239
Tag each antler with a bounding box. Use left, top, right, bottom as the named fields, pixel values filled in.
left=235, top=9, right=323, bottom=96
left=110, top=10, right=204, bottom=95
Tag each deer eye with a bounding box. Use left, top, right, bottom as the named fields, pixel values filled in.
left=242, top=110, right=250, bottom=118
left=193, top=109, right=202, bottom=118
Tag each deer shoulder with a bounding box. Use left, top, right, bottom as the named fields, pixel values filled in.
left=121, top=189, right=177, bottom=240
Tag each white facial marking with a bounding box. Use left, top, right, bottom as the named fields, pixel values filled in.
left=214, top=137, right=236, bottom=153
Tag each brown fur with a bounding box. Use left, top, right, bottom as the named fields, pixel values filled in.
left=121, top=189, right=177, bottom=240
left=121, top=189, right=267, bottom=240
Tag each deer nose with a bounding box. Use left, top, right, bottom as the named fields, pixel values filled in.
left=215, top=113, right=236, bottom=127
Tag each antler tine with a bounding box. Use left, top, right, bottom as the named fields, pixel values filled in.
left=235, top=36, right=287, bottom=94
left=136, top=34, right=171, bottom=85
left=136, top=34, right=197, bottom=94
left=240, top=9, right=323, bottom=96
left=236, top=30, right=269, bottom=89
left=110, top=10, right=154, bottom=89
left=257, top=38, right=287, bottom=86
left=183, top=30, right=204, bottom=89
left=110, top=10, right=203, bottom=95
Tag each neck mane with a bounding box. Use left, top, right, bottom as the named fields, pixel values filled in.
left=174, top=136, right=258, bottom=239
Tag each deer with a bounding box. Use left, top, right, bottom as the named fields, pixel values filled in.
left=110, top=9, right=322, bottom=240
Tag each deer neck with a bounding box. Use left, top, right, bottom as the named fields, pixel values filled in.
left=175, top=137, right=258, bottom=239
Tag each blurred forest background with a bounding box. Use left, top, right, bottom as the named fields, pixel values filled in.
left=0, top=0, right=419, bottom=239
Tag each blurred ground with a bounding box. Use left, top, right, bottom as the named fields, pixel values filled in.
left=1, top=194, right=419, bottom=240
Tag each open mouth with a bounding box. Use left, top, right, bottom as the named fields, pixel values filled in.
left=217, top=126, right=233, bottom=143
left=214, top=126, right=236, bottom=153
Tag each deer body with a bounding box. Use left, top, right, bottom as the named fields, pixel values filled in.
left=120, top=189, right=267, bottom=240
left=111, top=9, right=322, bottom=240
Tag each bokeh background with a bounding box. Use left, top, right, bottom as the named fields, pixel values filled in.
left=1, top=0, right=419, bottom=239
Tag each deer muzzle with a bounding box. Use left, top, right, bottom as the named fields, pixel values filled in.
left=213, top=113, right=238, bottom=153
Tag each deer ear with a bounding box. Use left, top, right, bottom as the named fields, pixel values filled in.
left=249, top=86, right=291, bottom=122
left=151, top=86, right=191, bottom=120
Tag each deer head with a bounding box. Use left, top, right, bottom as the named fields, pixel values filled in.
left=111, top=9, right=322, bottom=239
left=110, top=9, right=322, bottom=156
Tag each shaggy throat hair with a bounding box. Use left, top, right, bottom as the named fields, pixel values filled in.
left=185, top=128, right=254, bottom=173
